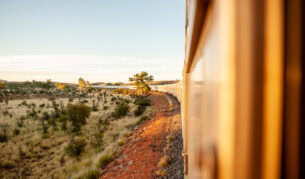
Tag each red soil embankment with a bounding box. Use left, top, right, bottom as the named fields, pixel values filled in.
left=100, top=92, right=179, bottom=178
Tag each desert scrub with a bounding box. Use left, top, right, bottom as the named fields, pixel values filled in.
left=64, top=138, right=87, bottom=158
left=96, top=153, right=113, bottom=168
left=111, top=102, right=129, bottom=119
left=0, top=95, right=144, bottom=178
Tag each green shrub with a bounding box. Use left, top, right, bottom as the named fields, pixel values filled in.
left=103, top=106, right=108, bottom=110
left=28, top=108, right=38, bottom=119
left=81, top=100, right=88, bottom=104
left=90, top=132, right=103, bottom=149
left=40, top=112, right=50, bottom=134
left=137, top=115, right=149, bottom=125
left=13, top=128, right=20, bottom=136
left=117, top=138, right=126, bottom=146
left=58, top=114, right=69, bottom=131
left=77, top=169, right=100, bottom=179
left=111, top=102, right=129, bottom=119
left=0, top=134, right=8, bottom=143
left=134, top=97, right=151, bottom=106
left=64, top=138, right=87, bottom=158
left=17, top=116, right=25, bottom=127
left=66, top=103, right=91, bottom=132
left=92, top=100, right=99, bottom=112
left=96, top=154, right=113, bottom=168
left=123, top=99, right=130, bottom=104
left=47, top=118, right=57, bottom=129
left=134, top=105, right=146, bottom=117
left=5, top=99, right=9, bottom=105
left=2, top=109, right=9, bottom=116
left=0, top=160, right=14, bottom=169
left=98, top=118, right=109, bottom=127
left=39, top=103, right=46, bottom=108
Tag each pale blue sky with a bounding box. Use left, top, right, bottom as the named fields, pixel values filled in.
left=0, top=0, right=185, bottom=83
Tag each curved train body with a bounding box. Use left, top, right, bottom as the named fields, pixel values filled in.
left=156, top=0, right=304, bottom=178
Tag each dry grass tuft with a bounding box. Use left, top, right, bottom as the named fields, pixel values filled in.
left=158, top=155, right=169, bottom=168
left=96, top=153, right=113, bottom=169
left=155, top=169, right=168, bottom=176
left=117, top=137, right=127, bottom=146
left=166, top=133, right=174, bottom=143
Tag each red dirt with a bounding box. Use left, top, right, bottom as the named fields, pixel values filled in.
left=100, top=92, right=176, bottom=179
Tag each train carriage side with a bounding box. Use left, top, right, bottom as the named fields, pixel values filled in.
left=182, top=0, right=304, bottom=179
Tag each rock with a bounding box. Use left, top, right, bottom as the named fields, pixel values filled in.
left=128, top=160, right=133, bottom=166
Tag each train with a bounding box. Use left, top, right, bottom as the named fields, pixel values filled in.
left=156, top=0, right=304, bottom=178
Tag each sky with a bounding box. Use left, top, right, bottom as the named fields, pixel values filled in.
left=0, top=0, right=185, bottom=83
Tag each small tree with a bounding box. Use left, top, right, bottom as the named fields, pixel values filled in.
left=78, top=78, right=86, bottom=91
left=66, top=103, right=91, bottom=132
left=0, top=81, right=5, bottom=89
left=55, top=83, right=65, bottom=90
left=78, top=78, right=92, bottom=92
left=129, top=72, right=154, bottom=95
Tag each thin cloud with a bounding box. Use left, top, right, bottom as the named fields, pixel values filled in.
left=0, top=55, right=183, bottom=82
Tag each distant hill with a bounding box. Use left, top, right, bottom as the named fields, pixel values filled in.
left=148, top=80, right=179, bottom=85
left=92, top=82, right=123, bottom=86
left=91, top=82, right=106, bottom=86
left=1, top=80, right=179, bottom=87
left=3, top=80, right=77, bottom=85
left=121, top=80, right=179, bottom=86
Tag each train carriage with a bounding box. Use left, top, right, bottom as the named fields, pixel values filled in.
left=181, top=0, right=304, bottom=178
